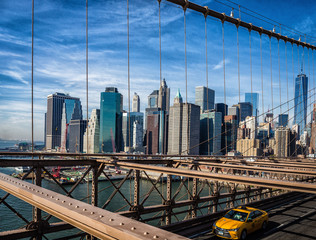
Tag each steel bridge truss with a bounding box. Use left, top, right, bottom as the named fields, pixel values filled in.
left=0, top=153, right=316, bottom=239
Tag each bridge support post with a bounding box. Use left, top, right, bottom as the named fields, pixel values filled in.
left=166, top=173, right=172, bottom=225
left=191, top=164, right=198, bottom=218
left=212, top=181, right=219, bottom=213
left=133, top=169, right=140, bottom=220
left=32, top=165, right=42, bottom=240
left=88, top=165, right=99, bottom=240
left=91, top=165, right=98, bottom=206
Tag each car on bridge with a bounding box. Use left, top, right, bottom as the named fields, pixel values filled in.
left=212, top=206, right=268, bottom=240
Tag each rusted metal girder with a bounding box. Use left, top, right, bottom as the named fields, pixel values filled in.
left=98, top=161, right=316, bottom=194
left=196, top=161, right=316, bottom=176
left=0, top=173, right=189, bottom=240
left=0, top=159, right=95, bottom=167
left=1, top=151, right=315, bottom=162
left=0, top=222, right=73, bottom=240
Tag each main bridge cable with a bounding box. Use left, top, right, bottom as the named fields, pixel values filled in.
left=218, top=0, right=316, bottom=44
left=166, top=0, right=316, bottom=50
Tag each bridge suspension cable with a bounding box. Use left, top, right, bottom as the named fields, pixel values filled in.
left=278, top=38, right=282, bottom=114
left=204, top=9, right=210, bottom=155
left=222, top=21, right=227, bottom=154
left=270, top=36, right=274, bottom=115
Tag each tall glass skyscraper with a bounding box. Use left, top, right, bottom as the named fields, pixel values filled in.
left=46, top=92, right=82, bottom=151
left=99, top=87, right=123, bottom=153
left=122, top=112, right=144, bottom=151
left=294, top=72, right=308, bottom=136
left=245, top=93, right=258, bottom=117
left=195, top=86, right=215, bottom=113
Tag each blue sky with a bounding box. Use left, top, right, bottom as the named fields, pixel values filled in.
left=1, top=0, right=316, bottom=141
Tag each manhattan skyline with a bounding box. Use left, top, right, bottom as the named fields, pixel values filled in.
left=1, top=0, right=316, bottom=141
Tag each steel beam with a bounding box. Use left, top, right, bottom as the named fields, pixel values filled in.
left=0, top=222, right=73, bottom=240
left=0, top=159, right=94, bottom=167
left=196, top=161, right=316, bottom=176
left=0, top=173, right=188, bottom=240
left=98, top=161, right=316, bottom=194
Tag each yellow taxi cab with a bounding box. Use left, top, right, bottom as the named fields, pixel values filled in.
left=212, top=206, right=268, bottom=240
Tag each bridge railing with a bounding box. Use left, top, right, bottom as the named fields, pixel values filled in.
left=1, top=152, right=316, bottom=239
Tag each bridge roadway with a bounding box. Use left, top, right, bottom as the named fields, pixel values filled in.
left=191, top=193, right=316, bottom=240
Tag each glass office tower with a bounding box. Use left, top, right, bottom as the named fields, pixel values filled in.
left=195, top=86, right=215, bottom=113
left=294, top=72, right=308, bottom=136
left=245, top=93, right=258, bottom=117
left=99, top=87, right=123, bottom=153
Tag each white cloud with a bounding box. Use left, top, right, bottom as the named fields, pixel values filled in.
left=212, top=59, right=230, bottom=70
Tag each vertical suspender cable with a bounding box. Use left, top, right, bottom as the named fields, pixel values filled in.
left=183, top=2, right=189, bottom=154
left=184, top=8, right=187, bottom=103
left=286, top=42, right=289, bottom=113
left=260, top=34, right=264, bottom=129
left=31, top=0, right=34, bottom=153
left=222, top=21, right=227, bottom=154
left=158, top=0, right=162, bottom=84
left=237, top=26, right=240, bottom=105
left=127, top=0, right=131, bottom=151
left=249, top=29, right=253, bottom=113
left=249, top=28, right=254, bottom=153
left=308, top=48, right=310, bottom=128
left=292, top=44, right=295, bottom=117
left=127, top=0, right=132, bottom=204
left=278, top=39, right=281, bottom=114
left=85, top=0, right=89, bottom=203
left=312, top=50, right=315, bottom=109
left=86, top=0, right=89, bottom=152
left=298, top=45, right=300, bottom=73
left=269, top=37, right=273, bottom=116
left=204, top=12, right=210, bottom=155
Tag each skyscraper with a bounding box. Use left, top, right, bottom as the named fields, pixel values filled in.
left=245, top=93, right=259, bottom=117
left=146, top=110, right=168, bottom=154
left=158, top=78, right=170, bottom=113
left=99, top=87, right=123, bottom=153
left=195, top=86, right=215, bottom=113
left=215, top=103, right=228, bottom=123
left=274, top=127, right=296, bottom=157
left=60, top=99, right=82, bottom=152
left=294, top=71, right=308, bottom=136
left=46, top=92, right=82, bottom=151
left=132, top=92, right=140, bottom=112
left=233, top=102, right=253, bottom=122
left=148, top=90, right=159, bottom=108
left=224, top=115, right=238, bottom=152
left=200, top=111, right=222, bottom=155
left=122, top=112, right=144, bottom=151
left=83, top=109, right=100, bottom=153
left=68, top=119, right=87, bottom=153
left=278, top=114, right=288, bottom=127
left=168, top=89, right=200, bottom=155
